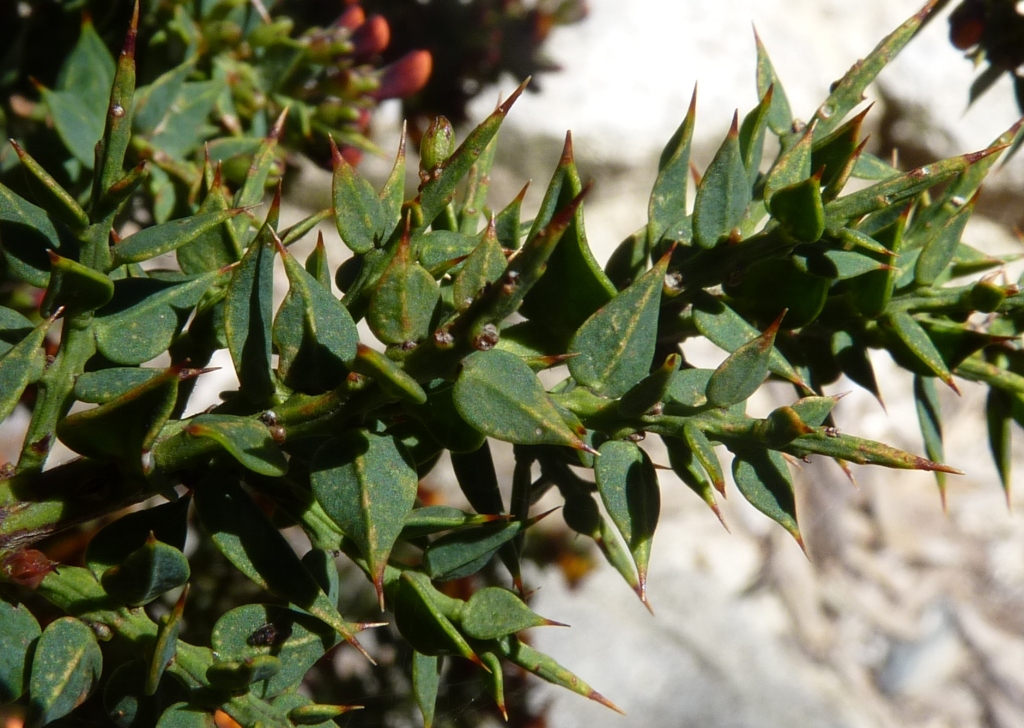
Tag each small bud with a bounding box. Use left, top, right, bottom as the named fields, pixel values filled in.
left=351, top=15, right=390, bottom=57
left=969, top=278, right=1007, bottom=313
left=420, top=116, right=455, bottom=174
left=374, top=49, right=432, bottom=100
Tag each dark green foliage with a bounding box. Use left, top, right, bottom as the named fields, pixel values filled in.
left=3, top=4, right=1024, bottom=727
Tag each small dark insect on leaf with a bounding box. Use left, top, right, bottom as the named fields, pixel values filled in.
left=247, top=622, right=292, bottom=647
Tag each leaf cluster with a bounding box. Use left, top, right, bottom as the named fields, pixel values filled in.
left=2, top=3, right=1024, bottom=726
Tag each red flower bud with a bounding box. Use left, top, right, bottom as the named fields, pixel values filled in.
left=351, top=15, right=390, bottom=57
left=2, top=549, right=57, bottom=589
left=374, top=50, right=433, bottom=100
left=336, top=5, right=365, bottom=31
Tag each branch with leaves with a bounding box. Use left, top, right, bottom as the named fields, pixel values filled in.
left=2, top=2, right=1023, bottom=726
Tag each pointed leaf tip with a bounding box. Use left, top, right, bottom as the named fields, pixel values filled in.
left=498, top=77, right=531, bottom=116
left=123, top=0, right=139, bottom=57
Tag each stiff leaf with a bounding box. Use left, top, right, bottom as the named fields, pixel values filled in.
left=0, top=600, right=40, bottom=705
left=455, top=350, right=588, bottom=450
left=568, top=249, right=669, bottom=398
left=594, top=440, right=660, bottom=603
left=27, top=618, right=102, bottom=727
left=183, top=414, right=288, bottom=476
left=194, top=477, right=370, bottom=657
left=460, top=587, right=554, bottom=640
left=731, top=447, right=802, bottom=547
left=693, top=114, right=751, bottom=248
left=211, top=604, right=338, bottom=699
left=310, top=430, right=418, bottom=606
left=706, top=314, right=783, bottom=407
left=648, top=87, right=696, bottom=246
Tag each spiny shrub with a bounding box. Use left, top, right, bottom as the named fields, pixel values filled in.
left=2, top=2, right=1023, bottom=726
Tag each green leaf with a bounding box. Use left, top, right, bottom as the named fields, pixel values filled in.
left=57, top=17, right=116, bottom=106
left=764, top=123, right=812, bottom=204
left=103, top=660, right=149, bottom=727
left=560, top=488, right=642, bottom=599
left=155, top=703, right=216, bottom=728
left=0, top=600, right=40, bottom=705
left=95, top=271, right=221, bottom=365
left=754, top=30, right=793, bottom=136
left=147, top=586, right=188, bottom=696
left=453, top=220, right=508, bottom=312
left=495, top=636, right=620, bottom=713
left=9, top=141, right=89, bottom=231
left=177, top=168, right=240, bottom=274
left=617, top=353, right=681, bottom=417
left=146, top=80, right=223, bottom=159
left=665, top=368, right=714, bottom=408
left=379, top=131, right=407, bottom=244
left=987, top=388, right=1013, bottom=502
left=351, top=344, right=427, bottom=404
left=418, top=80, right=527, bottom=225
left=811, top=107, right=869, bottom=192
left=310, top=430, right=418, bottom=606
left=811, top=3, right=934, bottom=136
left=914, top=375, right=947, bottom=502
left=27, top=617, right=102, bottom=727
left=40, top=252, right=114, bottom=316
left=568, top=250, right=668, bottom=398
left=332, top=140, right=385, bottom=254
left=230, top=112, right=285, bottom=246
left=92, top=8, right=138, bottom=211
left=224, top=204, right=278, bottom=404
left=518, top=133, right=616, bottom=344
left=460, top=587, right=553, bottom=640
left=826, top=150, right=995, bottom=224
left=649, top=88, right=696, bottom=247
left=663, top=436, right=724, bottom=523
left=206, top=655, right=281, bottom=693
left=193, top=477, right=370, bottom=657
left=730, top=447, right=802, bottom=547
left=275, top=246, right=358, bottom=392
left=184, top=414, right=288, bottom=476
left=0, top=182, right=65, bottom=288
left=494, top=184, right=527, bottom=250
left=594, top=440, right=660, bottom=602
left=86, top=497, right=190, bottom=580
left=368, top=233, right=440, bottom=346
left=885, top=312, right=955, bottom=390
left=768, top=176, right=825, bottom=243
left=112, top=210, right=243, bottom=267
left=40, top=86, right=104, bottom=168
left=401, top=507, right=504, bottom=540
left=739, top=85, right=773, bottom=186
left=682, top=422, right=725, bottom=493
left=74, top=368, right=162, bottom=404
left=133, top=59, right=196, bottom=135
left=455, top=350, right=588, bottom=450
left=848, top=209, right=907, bottom=319
left=831, top=330, right=883, bottom=404
left=0, top=316, right=51, bottom=424
left=412, top=652, right=440, bottom=728
left=297, top=236, right=329, bottom=292
left=101, top=535, right=190, bottom=607
left=706, top=314, right=782, bottom=408
left=913, top=192, right=976, bottom=286
left=392, top=572, right=477, bottom=661
left=423, top=518, right=532, bottom=581
left=211, top=604, right=339, bottom=699
left=57, top=366, right=180, bottom=466
left=693, top=114, right=752, bottom=248
left=692, top=292, right=806, bottom=387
